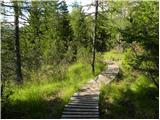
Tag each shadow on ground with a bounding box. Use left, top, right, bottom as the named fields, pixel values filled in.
left=99, top=84, right=159, bottom=119
left=2, top=96, right=66, bottom=119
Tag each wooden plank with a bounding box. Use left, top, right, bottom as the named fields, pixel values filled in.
left=71, top=96, right=98, bottom=99
left=68, top=102, right=98, bottom=106
left=70, top=100, right=98, bottom=104
left=71, top=97, right=98, bottom=101
left=65, top=104, right=98, bottom=109
left=73, top=94, right=98, bottom=97
left=62, top=116, right=98, bottom=118
left=69, top=100, right=98, bottom=104
left=72, top=95, right=98, bottom=97
left=61, top=61, right=119, bottom=119
left=64, top=108, right=98, bottom=112
left=62, top=111, right=99, bottom=115
left=61, top=114, right=99, bottom=118
left=102, top=72, right=118, bottom=74
left=70, top=97, right=98, bottom=101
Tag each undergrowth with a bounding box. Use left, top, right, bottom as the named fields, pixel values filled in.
left=2, top=60, right=104, bottom=118
left=99, top=50, right=159, bottom=119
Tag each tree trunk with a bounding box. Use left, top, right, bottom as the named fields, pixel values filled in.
left=92, top=0, right=98, bottom=75
left=13, top=1, right=23, bottom=83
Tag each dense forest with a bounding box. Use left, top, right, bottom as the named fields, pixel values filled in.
left=1, top=0, right=159, bottom=119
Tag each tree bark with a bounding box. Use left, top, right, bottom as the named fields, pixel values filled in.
left=92, top=0, right=98, bottom=75
left=13, top=1, right=23, bottom=83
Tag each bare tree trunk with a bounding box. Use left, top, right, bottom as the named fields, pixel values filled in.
left=13, top=1, right=23, bottom=83
left=92, top=0, right=98, bottom=75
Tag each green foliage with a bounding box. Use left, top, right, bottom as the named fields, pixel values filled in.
left=120, top=1, right=159, bottom=87
left=2, top=61, right=104, bottom=118
left=76, top=47, right=92, bottom=64
left=96, top=1, right=131, bottom=51
left=103, top=49, right=125, bottom=65
left=70, top=6, right=91, bottom=49
left=1, top=24, right=16, bottom=81
left=99, top=50, right=159, bottom=119
left=100, top=75, right=158, bottom=119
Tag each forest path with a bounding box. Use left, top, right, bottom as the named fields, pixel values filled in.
left=61, top=61, right=119, bottom=119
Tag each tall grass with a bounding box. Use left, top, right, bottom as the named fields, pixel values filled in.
left=100, top=75, right=158, bottom=119
left=103, top=49, right=125, bottom=65
left=99, top=50, right=159, bottom=119
left=3, top=61, right=104, bottom=118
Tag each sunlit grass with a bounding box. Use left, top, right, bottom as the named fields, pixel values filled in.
left=99, top=50, right=158, bottom=119
left=4, top=61, right=104, bottom=118
left=100, top=74, right=158, bottom=118
left=103, top=49, right=125, bottom=65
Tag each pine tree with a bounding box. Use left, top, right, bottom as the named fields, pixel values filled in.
left=13, top=1, right=23, bottom=83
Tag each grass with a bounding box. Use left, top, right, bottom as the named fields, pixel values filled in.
left=100, top=75, right=159, bottom=119
left=99, top=50, right=159, bottom=119
left=103, top=49, right=125, bottom=65
left=2, top=61, right=104, bottom=118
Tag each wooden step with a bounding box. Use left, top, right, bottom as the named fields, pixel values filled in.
left=70, top=97, right=98, bottom=101
left=64, top=108, right=98, bottom=112
left=65, top=104, right=98, bottom=109
left=70, top=100, right=98, bottom=104
left=68, top=102, right=98, bottom=106
left=61, top=114, right=99, bottom=118
left=69, top=100, right=98, bottom=104
left=71, top=96, right=98, bottom=100
left=62, top=111, right=99, bottom=115
left=72, top=95, right=99, bottom=99
left=73, top=94, right=98, bottom=97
